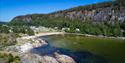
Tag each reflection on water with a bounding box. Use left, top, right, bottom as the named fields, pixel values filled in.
left=34, top=34, right=125, bottom=63
left=30, top=40, right=108, bottom=63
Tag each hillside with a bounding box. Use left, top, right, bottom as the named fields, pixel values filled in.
left=10, top=1, right=125, bottom=37
left=11, top=1, right=125, bottom=23
left=0, top=22, right=8, bottom=25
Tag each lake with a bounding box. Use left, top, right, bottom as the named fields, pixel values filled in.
left=41, top=34, right=125, bottom=63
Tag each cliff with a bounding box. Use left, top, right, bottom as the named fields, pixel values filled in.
left=11, top=2, right=125, bottom=23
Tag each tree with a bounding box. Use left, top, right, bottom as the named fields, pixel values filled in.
left=111, top=0, right=125, bottom=6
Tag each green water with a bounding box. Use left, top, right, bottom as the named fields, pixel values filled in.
left=42, top=34, right=125, bottom=63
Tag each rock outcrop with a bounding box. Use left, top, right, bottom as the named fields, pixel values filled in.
left=42, top=56, right=59, bottom=63
left=55, top=52, right=76, bottom=63
left=13, top=37, right=76, bottom=63
left=11, top=2, right=125, bottom=23
left=16, top=38, right=48, bottom=53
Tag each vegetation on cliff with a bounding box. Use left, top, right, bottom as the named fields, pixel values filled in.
left=10, top=1, right=125, bottom=37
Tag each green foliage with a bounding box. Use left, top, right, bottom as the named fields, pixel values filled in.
left=9, top=1, right=124, bottom=37
left=0, top=25, right=10, bottom=33
left=10, top=16, right=124, bottom=37
left=11, top=26, right=34, bottom=35
left=0, top=33, right=18, bottom=49
left=0, top=53, right=20, bottom=63
left=0, top=22, right=8, bottom=25
left=120, top=20, right=125, bottom=30
left=0, top=25, right=34, bottom=35
left=0, top=25, right=34, bottom=48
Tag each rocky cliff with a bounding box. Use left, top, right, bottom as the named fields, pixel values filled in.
left=10, top=1, right=125, bottom=37
left=11, top=2, right=125, bottom=23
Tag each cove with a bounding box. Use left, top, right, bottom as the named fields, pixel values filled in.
left=40, top=34, right=125, bottom=63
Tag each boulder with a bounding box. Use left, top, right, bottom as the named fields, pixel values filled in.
left=20, top=53, right=44, bottom=63
left=55, top=52, right=76, bottom=63
left=43, top=56, right=59, bottom=63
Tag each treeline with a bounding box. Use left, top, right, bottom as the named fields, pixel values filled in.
left=0, top=25, right=34, bottom=35
left=0, top=25, right=34, bottom=48
left=0, top=22, right=8, bottom=25
left=10, top=17, right=125, bottom=37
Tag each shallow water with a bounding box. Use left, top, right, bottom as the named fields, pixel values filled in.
left=40, top=34, right=125, bottom=63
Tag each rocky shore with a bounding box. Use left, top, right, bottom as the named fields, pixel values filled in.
left=4, top=32, right=124, bottom=63
left=11, top=35, right=76, bottom=63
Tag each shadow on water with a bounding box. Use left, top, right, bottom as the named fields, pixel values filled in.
left=57, top=48, right=108, bottom=63
left=30, top=42, right=108, bottom=63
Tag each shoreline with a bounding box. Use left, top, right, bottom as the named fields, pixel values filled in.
left=21, top=32, right=125, bottom=40
left=65, top=33, right=125, bottom=40
left=3, top=32, right=125, bottom=63
left=15, top=32, right=76, bottom=63
left=21, top=32, right=66, bottom=39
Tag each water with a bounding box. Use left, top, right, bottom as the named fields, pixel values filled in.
left=40, top=34, right=125, bottom=63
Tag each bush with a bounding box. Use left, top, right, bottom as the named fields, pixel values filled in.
left=0, top=53, right=20, bottom=63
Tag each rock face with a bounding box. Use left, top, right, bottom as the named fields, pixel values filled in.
left=20, top=53, right=44, bottom=63
left=12, top=2, right=125, bottom=23
left=15, top=37, right=76, bottom=63
left=55, top=52, right=76, bottom=63
left=42, top=56, right=59, bottom=63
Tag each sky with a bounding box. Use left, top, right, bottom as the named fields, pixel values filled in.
left=0, top=0, right=110, bottom=22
